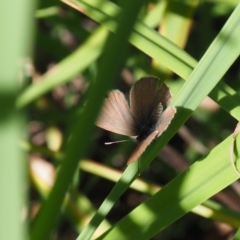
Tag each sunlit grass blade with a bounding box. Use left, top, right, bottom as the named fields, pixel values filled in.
left=79, top=160, right=240, bottom=228
left=80, top=3, right=240, bottom=239
left=17, top=0, right=240, bottom=124
left=234, top=228, right=240, bottom=240
left=96, top=134, right=240, bottom=239
left=72, top=0, right=196, bottom=78
left=209, top=81, right=240, bottom=121
left=68, top=0, right=240, bottom=119
left=152, top=0, right=198, bottom=76
left=0, top=0, right=36, bottom=239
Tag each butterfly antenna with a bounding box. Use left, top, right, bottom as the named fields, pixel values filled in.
left=105, top=140, right=129, bottom=145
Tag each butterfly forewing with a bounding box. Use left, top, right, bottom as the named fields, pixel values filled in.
left=129, top=77, right=172, bottom=125
left=95, top=90, right=137, bottom=136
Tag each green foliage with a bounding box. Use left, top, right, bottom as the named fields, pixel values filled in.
left=1, top=0, right=240, bottom=240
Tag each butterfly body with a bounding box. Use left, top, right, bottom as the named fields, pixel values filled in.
left=136, top=115, right=160, bottom=142
left=96, top=77, right=176, bottom=164
left=136, top=123, right=156, bottom=142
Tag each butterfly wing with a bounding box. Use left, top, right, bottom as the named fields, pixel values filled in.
left=127, top=106, right=176, bottom=165
left=127, top=130, right=159, bottom=165
left=156, top=106, right=176, bottom=137
left=96, top=90, right=137, bottom=136
left=130, top=77, right=172, bottom=129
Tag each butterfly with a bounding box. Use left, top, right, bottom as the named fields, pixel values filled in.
left=96, top=76, right=176, bottom=164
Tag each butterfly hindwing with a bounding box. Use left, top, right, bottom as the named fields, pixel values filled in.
left=96, top=90, right=137, bottom=136
left=156, top=106, right=176, bottom=137
left=127, top=130, right=159, bottom=165
left=127, top=107, right=176, bottom=164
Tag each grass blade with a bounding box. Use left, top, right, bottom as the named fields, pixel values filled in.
left=30, top=0, right=148, bottom=239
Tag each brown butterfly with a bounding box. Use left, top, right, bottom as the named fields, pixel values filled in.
left=96, top=77, right=176, bottom=165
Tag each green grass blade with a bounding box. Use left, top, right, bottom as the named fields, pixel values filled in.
left=72, top=0, right=240, bottom=120
left=140, top=0, right=240, bottom=192
left=234, top=228, right=240, bottom=240
left=17, top=0, right=195, bottom=108
left=17, top=0, right=240, bottom=123
left=0, top=0, right=36, bottom=239
left=209, top=81, right=240, bottom=121
left=81, top=3, right=240, bottom=239
left=75, top=0, right=196, bottom=78
left=16, top=26, right=108, bottom=108
left=79, top=160, right=240, bottom=228
left=97, top=134, right=240, bottom=239
left=174, top=10, right=240, bottom=109
left=30, top=1, right=148, bottom=240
